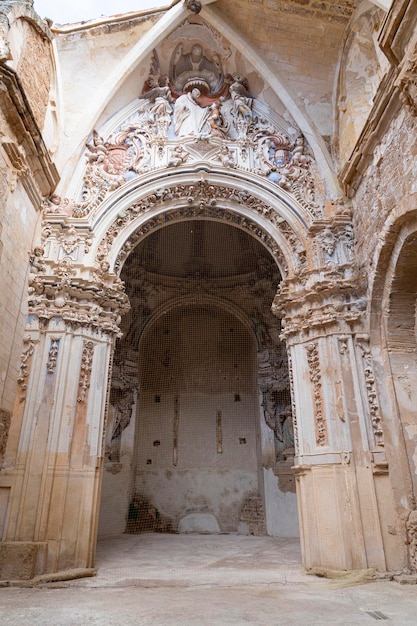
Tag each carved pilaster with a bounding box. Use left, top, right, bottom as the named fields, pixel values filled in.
left=406, top=510, right=417, bottom=572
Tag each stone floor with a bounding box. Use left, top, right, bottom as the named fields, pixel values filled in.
left=1, top=533, right=417, bottom=625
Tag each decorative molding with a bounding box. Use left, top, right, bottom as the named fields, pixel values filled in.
left=305, top=342, right=328, bottom=446
left=93, top=181, right=307, bottom=276
left=46, top=338, right=60, bottom=374
left=77, top=340, right=95, bottom=403
left=288, top=352, right=299, bottom=455
left=43, top=63, right=319, bottom=220
left=17, top=335, right=36, bottom=402
left=356, top=336, right=384, bottom=447
left=0, top=64, right=59, bottom=200
left=274, top=264, right=367, bottom=342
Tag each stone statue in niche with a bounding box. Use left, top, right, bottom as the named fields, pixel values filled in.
left=171, top=42, right=223, bottom=93
left=230, top=76, right=253, bottom=138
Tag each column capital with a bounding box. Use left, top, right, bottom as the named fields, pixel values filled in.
left=273, top=263, right=367, bottom=343
left=28, top=249, right=130, bottom=338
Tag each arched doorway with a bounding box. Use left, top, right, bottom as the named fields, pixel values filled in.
left=98, top=219, right=298, bottom=539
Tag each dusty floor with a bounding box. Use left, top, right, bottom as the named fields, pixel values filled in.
left=1, top=534, right=417, bottom=625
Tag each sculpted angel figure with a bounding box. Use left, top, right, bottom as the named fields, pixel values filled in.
left=140, top=75, right=174, bottom=135
left=230, top=76, right=253, bottom=122
left=208, top=100, right=229, bottom=138
left=86, top=130, right=108, bottom=164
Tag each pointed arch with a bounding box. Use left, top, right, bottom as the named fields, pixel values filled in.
left=59, top=2, right=339, bottom=196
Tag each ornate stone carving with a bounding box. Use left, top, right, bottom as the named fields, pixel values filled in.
left=274, top=265, right=367, bottom=342
left=356, top=336, right=384, bottom=447
left=184, top=0, right=202, bottom=14
left=287, top=353, right=299, bottom=455
left=2, top=141, right=29, bottom=191
left=167, top=145, right=189, bottom=167
left=93, top=181, right=306, bottom=276
left=306, top=342, right=328, bottom=446
left=77, top=341, right=95, bottom=403
left=17, top=335, right=36, bottom=402
left=51, top=52, right=319, bottom=220
left=261, top=385, right=294, bottom=454
left=106, top=360, right=138, bottom=461
left=27, top=259, right=129, bottom=338
left=397, top=51, right=417, bottom=117
left=46, top=339, right=60, bottom=374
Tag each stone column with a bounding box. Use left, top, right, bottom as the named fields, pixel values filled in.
left=273, top=219, right=405, bottom=572
left=0, top=252, right=129, bottom=578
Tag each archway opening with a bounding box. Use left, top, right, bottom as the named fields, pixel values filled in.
left=98, top=218, right=298, bottom=539
left=385, top=231, right=417, bottom=500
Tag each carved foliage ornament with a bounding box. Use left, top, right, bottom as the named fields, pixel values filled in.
left=78, top=340, right=95, bottom=403
left=17, top=335, right=36, bottom=402
left=184, top=0, right=202, bottom=14
left=306, top=342, right=328, bottom=446
left=356, top=336, right=384, bottom=447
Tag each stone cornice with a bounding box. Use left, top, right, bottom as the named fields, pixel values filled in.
left=28, top=255, right=130, bottom=337
left=339, top=66, right=401, bottom=198
left=273, top=264, right=367, bottom=342
left=0, top=64, right=59, bottom=203
left=340, top=0, right=417, bottom=196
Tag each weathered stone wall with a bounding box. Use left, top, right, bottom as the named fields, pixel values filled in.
left=0, top=107, right=42, bottom=462
left=15, top=20, right=52, bottom=130
left=351, top=108, right=416, bottom=272
left=217, top=0, right=351, bottom=137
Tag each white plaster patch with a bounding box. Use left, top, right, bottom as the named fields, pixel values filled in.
left=178, top=513, right=220, bottom=534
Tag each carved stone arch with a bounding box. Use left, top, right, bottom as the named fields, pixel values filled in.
left=91, top=175, right=310, bottom=281
left=368, top=210, right=417, bottom=568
